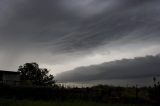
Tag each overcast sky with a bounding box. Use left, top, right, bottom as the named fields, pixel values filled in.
left=0, top=0, right=160, bottom=78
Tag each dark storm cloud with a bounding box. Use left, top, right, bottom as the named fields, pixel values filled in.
left=0, top=0, right=78, bottom=44
left=0, top=0, right=160, bottom=72
left=1, top=0, right=160, bottom=53
left=53, top=0, right=160, bottom=52
left=56, top=55, right=160, bottom=82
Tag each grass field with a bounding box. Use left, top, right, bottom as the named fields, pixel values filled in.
left=0, top=98, right=151, bottom=106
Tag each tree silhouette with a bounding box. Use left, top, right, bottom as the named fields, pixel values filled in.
left=18, top=62, right=55, bottom=86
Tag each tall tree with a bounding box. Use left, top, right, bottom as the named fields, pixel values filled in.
left=18, top=62, right=55, bottom=86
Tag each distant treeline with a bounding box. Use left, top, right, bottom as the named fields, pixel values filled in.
left=0, top=84, right=159, bottom=105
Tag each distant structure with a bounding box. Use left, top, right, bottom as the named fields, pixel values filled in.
left=0, top=70, right=20, bottom=86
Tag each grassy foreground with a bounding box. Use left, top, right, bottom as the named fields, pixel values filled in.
left=0, top=98, right=151, bottom=106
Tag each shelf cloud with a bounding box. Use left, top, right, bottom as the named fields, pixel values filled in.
left=56, top=55, right=160, bottom=82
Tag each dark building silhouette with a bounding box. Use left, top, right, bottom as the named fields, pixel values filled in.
left=0, top=70, right=20, bottom=85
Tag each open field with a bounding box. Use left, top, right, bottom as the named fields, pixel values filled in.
left=0, top=98, right=151, bottom=106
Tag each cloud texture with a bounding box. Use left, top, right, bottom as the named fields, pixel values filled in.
left=56, top=55, right=160, bottom=82
left=0, top=0, right=160, bottom=74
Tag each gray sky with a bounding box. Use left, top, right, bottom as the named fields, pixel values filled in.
left=0, top=0, right=160, bottom=77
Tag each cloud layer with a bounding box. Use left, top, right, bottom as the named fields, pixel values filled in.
left=0, top=0, right=160, bottom=73
left=56, top=55, right=160, bottom=82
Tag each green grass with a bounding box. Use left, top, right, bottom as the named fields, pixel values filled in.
left=0, top=98, right=151, bottom=106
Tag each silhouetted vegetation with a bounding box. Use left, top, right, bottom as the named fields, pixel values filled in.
left=148, top=77, right=160, bottom=105
left=18, top=62, right=55, bottom=86
left=0, top=84, right=156, bottom=105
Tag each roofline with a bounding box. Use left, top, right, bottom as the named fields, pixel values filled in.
left=0, top=70, right=19, bottom=74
